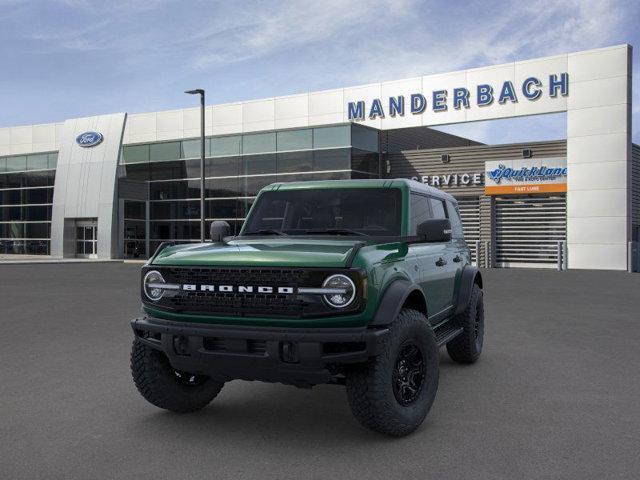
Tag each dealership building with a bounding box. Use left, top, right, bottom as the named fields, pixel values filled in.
left=0, top=44, right=637, bottom=271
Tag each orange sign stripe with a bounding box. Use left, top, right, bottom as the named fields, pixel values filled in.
left=484, top=183, right=567, bottom=195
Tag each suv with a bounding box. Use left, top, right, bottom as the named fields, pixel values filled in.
left=130, top=179, right=484, bottom=436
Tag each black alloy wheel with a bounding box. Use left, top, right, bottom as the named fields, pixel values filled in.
left=392, top=341, right=426, bottom=406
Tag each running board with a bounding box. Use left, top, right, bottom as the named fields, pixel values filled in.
left=435, top=326, right=463, bottom=347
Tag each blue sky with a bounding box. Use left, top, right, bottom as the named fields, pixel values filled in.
left=0, top=0, right=638, bottom=144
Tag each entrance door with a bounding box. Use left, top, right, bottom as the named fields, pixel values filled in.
left=76, top=221, right=98, bottom=258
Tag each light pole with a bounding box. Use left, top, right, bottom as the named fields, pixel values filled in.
left=185, top=88, right=206, bottom=242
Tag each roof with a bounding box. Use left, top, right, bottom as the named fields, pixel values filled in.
left=261, top=178, right=456, bottom=202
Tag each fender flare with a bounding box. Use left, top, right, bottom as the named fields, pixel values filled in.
left=454, top=266, right=483, bottom=316
left=369, top=279, right=427, bottom=326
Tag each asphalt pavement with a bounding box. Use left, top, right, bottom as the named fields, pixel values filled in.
left=1, top=263, right=639, bottom=480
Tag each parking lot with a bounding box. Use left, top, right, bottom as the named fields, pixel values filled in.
left=1, top=263, right=639, bottom=479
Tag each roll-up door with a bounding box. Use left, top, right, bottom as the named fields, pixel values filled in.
left=456, top=196, right=480, bottom=263
left=495, top=194, right=566, bottom=267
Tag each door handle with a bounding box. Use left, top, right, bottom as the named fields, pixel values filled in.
left=453, top=255, right=462, bottom=263
left=435, top=257, right=447, bottom=267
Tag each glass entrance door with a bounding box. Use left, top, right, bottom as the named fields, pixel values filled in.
left=76, top=222, right=98, bottom=258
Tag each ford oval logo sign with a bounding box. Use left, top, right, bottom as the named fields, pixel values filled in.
left=76, top=131, right=103, bottom=148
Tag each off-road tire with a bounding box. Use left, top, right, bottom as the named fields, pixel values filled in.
left=446, top=284, right=484, bottom=364
left=345, top=309, right=439, bottom=436
left=131, top=339, right=224, bottom=413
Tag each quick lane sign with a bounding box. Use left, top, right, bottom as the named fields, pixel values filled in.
left=348, top=73, right=569, bottom=120
left=484, top=157, right=567, bottom=195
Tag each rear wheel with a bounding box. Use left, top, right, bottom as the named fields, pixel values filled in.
left=345, top=309, right=439, bottom=436
left=447, top=284, right=484, bottom=363
left=131, top=339, right=224, bottom=413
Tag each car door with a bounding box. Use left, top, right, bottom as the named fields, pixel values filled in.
left=428, top=196, right=458, bottom=314
left=409, top=193, right=450, bottom=319
left=445, top=198, right=468, bottom=303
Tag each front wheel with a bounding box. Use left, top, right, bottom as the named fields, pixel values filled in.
left=345, top=309, right=439, bottom=436
left=131, top=339, right=224, bottom=413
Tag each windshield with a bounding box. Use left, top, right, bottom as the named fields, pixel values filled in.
left=242, top=188, right=402, bottom=236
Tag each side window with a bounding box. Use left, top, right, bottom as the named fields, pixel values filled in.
left=410, top=194, right=431, bottom=234
left=446, top=200, right=464, bottom=239
left=429, top=198, right=447, bottom=219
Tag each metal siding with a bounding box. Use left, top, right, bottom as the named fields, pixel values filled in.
left=632, top=144, right=640, bottom=236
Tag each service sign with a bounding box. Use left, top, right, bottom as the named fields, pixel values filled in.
left=484, top=157, right=567, bottom=195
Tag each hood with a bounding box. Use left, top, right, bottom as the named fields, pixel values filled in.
left=151, top=238, right=364, bottom=268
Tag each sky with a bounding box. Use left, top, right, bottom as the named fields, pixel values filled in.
left=0, top=0, right=638, bottom=144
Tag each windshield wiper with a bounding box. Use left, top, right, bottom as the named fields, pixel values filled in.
left=304, top=228, right=366, bottom=236
left=243, top=229, right=288, bottom=236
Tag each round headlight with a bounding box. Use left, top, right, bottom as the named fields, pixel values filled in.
left=143, top=270, right=165, bottom=301
left=322, top=274, right=356, bottom=309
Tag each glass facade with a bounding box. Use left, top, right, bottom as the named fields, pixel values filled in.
left=118, top=124, right=380, bottom=257
left=0, top=152, right=57, bottom=255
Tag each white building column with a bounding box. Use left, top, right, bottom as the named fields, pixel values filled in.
left=566, top=45, right=632, bottom=270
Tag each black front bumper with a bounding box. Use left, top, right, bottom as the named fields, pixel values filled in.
left=131, top=316, right=389, bottom=387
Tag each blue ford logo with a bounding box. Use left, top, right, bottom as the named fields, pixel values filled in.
left=76, top=131, right=103, bottom=148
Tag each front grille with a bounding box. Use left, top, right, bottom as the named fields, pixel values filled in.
left=144, top=266, right=362, bottom=319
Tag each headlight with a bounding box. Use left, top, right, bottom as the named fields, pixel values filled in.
left=322, top=274, right=356, bottom=309
left=143, top=270, right=165, bottom=301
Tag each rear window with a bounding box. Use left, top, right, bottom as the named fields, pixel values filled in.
left=243, top=188, right=402, bottom=236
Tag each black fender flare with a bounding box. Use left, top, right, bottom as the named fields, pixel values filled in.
left=454, top=266, right=483, bottom=316
left=369, top=279, right=427, bottom=326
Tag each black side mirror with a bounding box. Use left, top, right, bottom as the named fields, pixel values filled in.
left=210, top=220, right=231, bottom=243
left=417, top=219, right=452, bottom=243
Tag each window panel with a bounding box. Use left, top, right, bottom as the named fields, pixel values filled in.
left=151, top=180, right=200, bottom=200
left=150, top=201, right=200, bottom=220
left=351, top=149, right=379, bottom=174
left=206, top=199, right=237, bottom=219
left=430, top=198, right=447, bottom=219
left=25, top=240, right=49, bottom=255
left=313, top=126, right=350, bottom=149
left=277, top=129, right=312, bottom=151
left=181, top=139, right=204, bottom=159
left=410, top=194, right=432, bottom=235
left=0, top=158, right=6, bottom=173
left=211, top=136, right=241, bottom=157
left=27, top=154, right=49, bottom=171
left=122, top=145, right=150, bottom=164
left=124, top=201, right=146, bottom=220
left=277, top=151, right=312, bottom=173
left=121, top=163, right=150, bottom=181
left=6, top=156, right=27, bottom=172
left=242, top=133, right=276, bottom=154
left=446, top=200, right=464, bottom=238
left=48, top=153, right=58, bottom=170
left=240, top=175, right=276, bottom=197
left=25, top=222, right=50, bottom=238
left=150, top=142, right=181, bottom=162
left=0, top=222, right=24, bottom=238
left=206, top=156, right=239, bottom=177
left=351, top=125, right=379, bottom=152
left=241, top=154, right=276, bottom=176
left=205, top=177, right=239, bottom=198
left=312, top=149, right=350, bottom=171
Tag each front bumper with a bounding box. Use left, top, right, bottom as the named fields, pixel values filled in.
left=131, top=316, right=389, bottom=387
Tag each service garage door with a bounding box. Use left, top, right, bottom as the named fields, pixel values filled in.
left=456, top=196, right=480, bottom=263
left=495, top=195, right=566, bottom=268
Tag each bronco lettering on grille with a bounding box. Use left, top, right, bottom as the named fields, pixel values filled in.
left=181, top=284, right=295, bottom=294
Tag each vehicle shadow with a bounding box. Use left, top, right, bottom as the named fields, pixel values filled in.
left=127, top=354, right=461, bottom=447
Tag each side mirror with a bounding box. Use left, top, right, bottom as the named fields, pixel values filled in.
left=210, top=220, right=231, bottom=243
left=417, top=219, right=452, bottom=243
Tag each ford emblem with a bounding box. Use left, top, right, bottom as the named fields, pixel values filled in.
left=76, top=131, right=104, bottom=148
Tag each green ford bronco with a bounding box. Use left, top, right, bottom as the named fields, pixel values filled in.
left=131, top=179, right=484, bottom=436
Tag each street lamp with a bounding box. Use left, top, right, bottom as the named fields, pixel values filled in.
left=185, top=88, right=206, bottom=242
